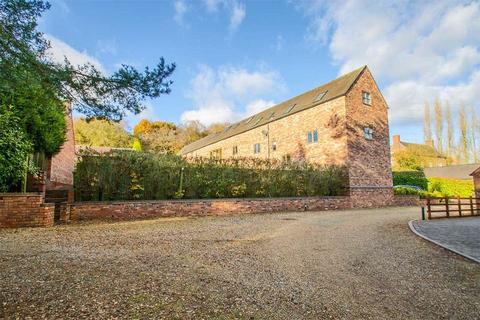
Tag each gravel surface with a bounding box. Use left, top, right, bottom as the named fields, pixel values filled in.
left=1, top=207, right=479, bottom=319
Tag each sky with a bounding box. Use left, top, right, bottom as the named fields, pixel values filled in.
left=38, top=0, right=480, bottom=143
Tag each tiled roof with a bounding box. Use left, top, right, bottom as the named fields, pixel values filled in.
left=180, top=66, right=367, bottom=155
left=399, top=142, right=446, bottom=158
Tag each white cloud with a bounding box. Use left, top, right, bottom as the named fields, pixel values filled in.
left=45, top=34, right=105, bottom=73
left=181, top=65, right=283, bottom=125
left=202, top=0, right=246, bottom=31
left=244, top=99, right=276, bottom=117
left=299, top=0, right=480, bottom=124
left=174, top=0, right=189, bottom=25
left=229, top=1, right=246, bottom=30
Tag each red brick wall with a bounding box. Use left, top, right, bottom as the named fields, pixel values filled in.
left=71, top=197, right=352, bottom=221
left=48, top=105, right=75, bottom=189
left=0, top=194, right=54, bottom=228
left=345, top=67, right=394, bottom=204
left=392, top=195, right=422, bottom=207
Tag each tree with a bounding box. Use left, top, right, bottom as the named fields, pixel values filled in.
left=206, top=122, right=230, bottom=135
left=0, top=109, right=33, bottom=191
left=459, top=104, right=469, bottom=163
left=0, top=0, right=176, bottom=121
left=423, top=101, right=432, bottom=143
left=0, top=0, right=175, bottom=188
left=445, top=101, right=454, bottom=162
left=134, top=119, right=180, bottom=154
left=434, top=100, right=443, bottom=154
left=393, top=149, right=423, bottom=171
left=74, top=118, right=133, bottom=147
left=469, top=106, right=478, bottom=163
left=177, top=121, right=208, bottom=147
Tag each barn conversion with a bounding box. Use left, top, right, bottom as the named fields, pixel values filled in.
left=181, top=66, right=394, bottom=207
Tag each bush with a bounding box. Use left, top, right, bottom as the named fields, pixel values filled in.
left=0, top=110, right=34, bottom=192
left=427, top=178, right=474, bottom=198
left=74, top=150, right=349, bottom=201
left=392, top=171, right=428, bottom=190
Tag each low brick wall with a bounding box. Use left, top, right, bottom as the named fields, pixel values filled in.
left=70, top=196, right=351, bottom=221
left=0, top=193, right=54, bottom=228
left=392, top=195, right=422, bottom=207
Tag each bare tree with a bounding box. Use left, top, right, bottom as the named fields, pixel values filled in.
left=423, top=101, right=432, bottom=143
left=445, top=101, right=454, bottom=163
left=470, top=106, right=479, bottom=163
left=434, top=100, right=443, bottom=154
left=459, top=104, right=469, bottom=164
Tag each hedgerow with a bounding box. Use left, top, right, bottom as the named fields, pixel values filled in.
left=74, top=150, right=349, bottom=201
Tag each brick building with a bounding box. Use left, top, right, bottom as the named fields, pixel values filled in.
left=391, top=134, right=447, bottom=168
left=181, top=66, right=394, bottom=206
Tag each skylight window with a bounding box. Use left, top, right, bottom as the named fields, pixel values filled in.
left=284, top=104, right=296, bottom=114
left=252, top=116, right=263, bottom=126
left=314, top=90, right=328, bottom=102
left=268, top=112, right=275, bottom=120
left=245, top=116, right=254, bottom=124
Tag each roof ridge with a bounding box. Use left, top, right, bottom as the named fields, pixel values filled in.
left=181, top=65, right=367, bottom=154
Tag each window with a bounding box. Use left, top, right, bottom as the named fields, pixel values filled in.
left=272, top=140, right=277, bottom=151
left=284, top=104, right=296, bottom=114
left=268, top=111, right=276, bottom=120
left=314, top=90, right=328, bottom=102
left=245, top=116, right=254, bottom=124
left=313, top=129, right=318, bottom=142
left=254, top=143, right=261, bottom=154
left=209, top=148, right=222, bottom=159
left=233, top=146, right=238, bottom=155
left=307, top=129, right=318, bottom=143
left=362, top=91, right=372, bottom=105
left=252, top=116, right=263, bottom=127
left=364, top=127, right=374, bottom=140
left=283, top=154, right=291, bottom=162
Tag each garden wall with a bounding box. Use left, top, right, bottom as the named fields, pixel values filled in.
left=0, top=193, right=54, bottom=228
left=70, top=196, right=352, bottom=221
left=70, top=193, right=421, bottom=221
left=392, top=195, right=422, bottom=207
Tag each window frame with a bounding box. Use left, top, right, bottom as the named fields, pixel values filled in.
left=253, top=143, right=261, bottom=154
left=313, top=129, right=318, bottom=143
left=232, top=146, right=238, bottom=155
left=363, top=127, right=374, bottom=140
left=362, top=91, right=372, bottom=106
left=307, top=131, right=313, bottom=144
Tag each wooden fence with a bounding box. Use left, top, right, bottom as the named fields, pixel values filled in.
left=426, top=197, right=480, bottom=219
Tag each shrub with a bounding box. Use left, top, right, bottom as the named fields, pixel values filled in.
left=392, top=171, right=428, bottom=190
left=426, top=178, right=474, bottom=198
left=0, top=110, right=34, bottom=192
left=74, top=150, right=349, bottom=201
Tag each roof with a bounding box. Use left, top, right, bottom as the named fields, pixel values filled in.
left=399, top=142, right=446, bottom=158
left=424, top=163, right=480, bottom=180
left=180, top=66, right=367, bottom=155
left=470, top=165, right=480, bottom=177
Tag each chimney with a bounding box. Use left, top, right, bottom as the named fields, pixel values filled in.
left=392, top=135, right=401, bottom=152
left=425, top=139, right=434, bottom=147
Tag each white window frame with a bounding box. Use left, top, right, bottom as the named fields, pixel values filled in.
left=362, top=91, right=372, bottom=105
left=364, top=127, right=374, bottom=140
left=254, top=143, right=261, bottom=154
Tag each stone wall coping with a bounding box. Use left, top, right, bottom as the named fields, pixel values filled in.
left=0, top=192, right=43, bottom=197
left=73, top=196, right=350, bottom=206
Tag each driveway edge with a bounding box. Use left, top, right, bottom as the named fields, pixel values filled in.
left=408, top=220, right=480, bottom=264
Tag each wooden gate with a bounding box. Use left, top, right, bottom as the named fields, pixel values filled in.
left=426, top=197, right=480, bottom=219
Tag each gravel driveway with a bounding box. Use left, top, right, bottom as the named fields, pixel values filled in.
left=1, top=207, right=479, bottom=319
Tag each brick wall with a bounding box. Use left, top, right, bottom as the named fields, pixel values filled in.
left=48, top=105, right=75, bottom=190
left=392, top=195, right=422, bottom=207
left=345, top=67, right=394, bottom=203
left=71, top=196, right=352, bottom=221
left=0, top=193, right=54, bottom=228
left=186, top=96, right=348, bottom=165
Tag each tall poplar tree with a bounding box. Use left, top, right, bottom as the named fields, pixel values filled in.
left=458, top=104, right=469, bottom=163
left=434, top=100, right=443, bottom=154
left=423, top=101, right=432, bottom=143
left=445, top=101, right=454, bottom=162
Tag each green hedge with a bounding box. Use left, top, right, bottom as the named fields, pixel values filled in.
left=392, top=171, right=428, bottom=190
left=74, top=150, right=349, bottom=201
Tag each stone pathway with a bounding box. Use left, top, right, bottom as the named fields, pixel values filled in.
left=410, top=217, right=480, bottom=263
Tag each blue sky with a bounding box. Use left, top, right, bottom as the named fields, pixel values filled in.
left=39, top=0, right=480, bottom=144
